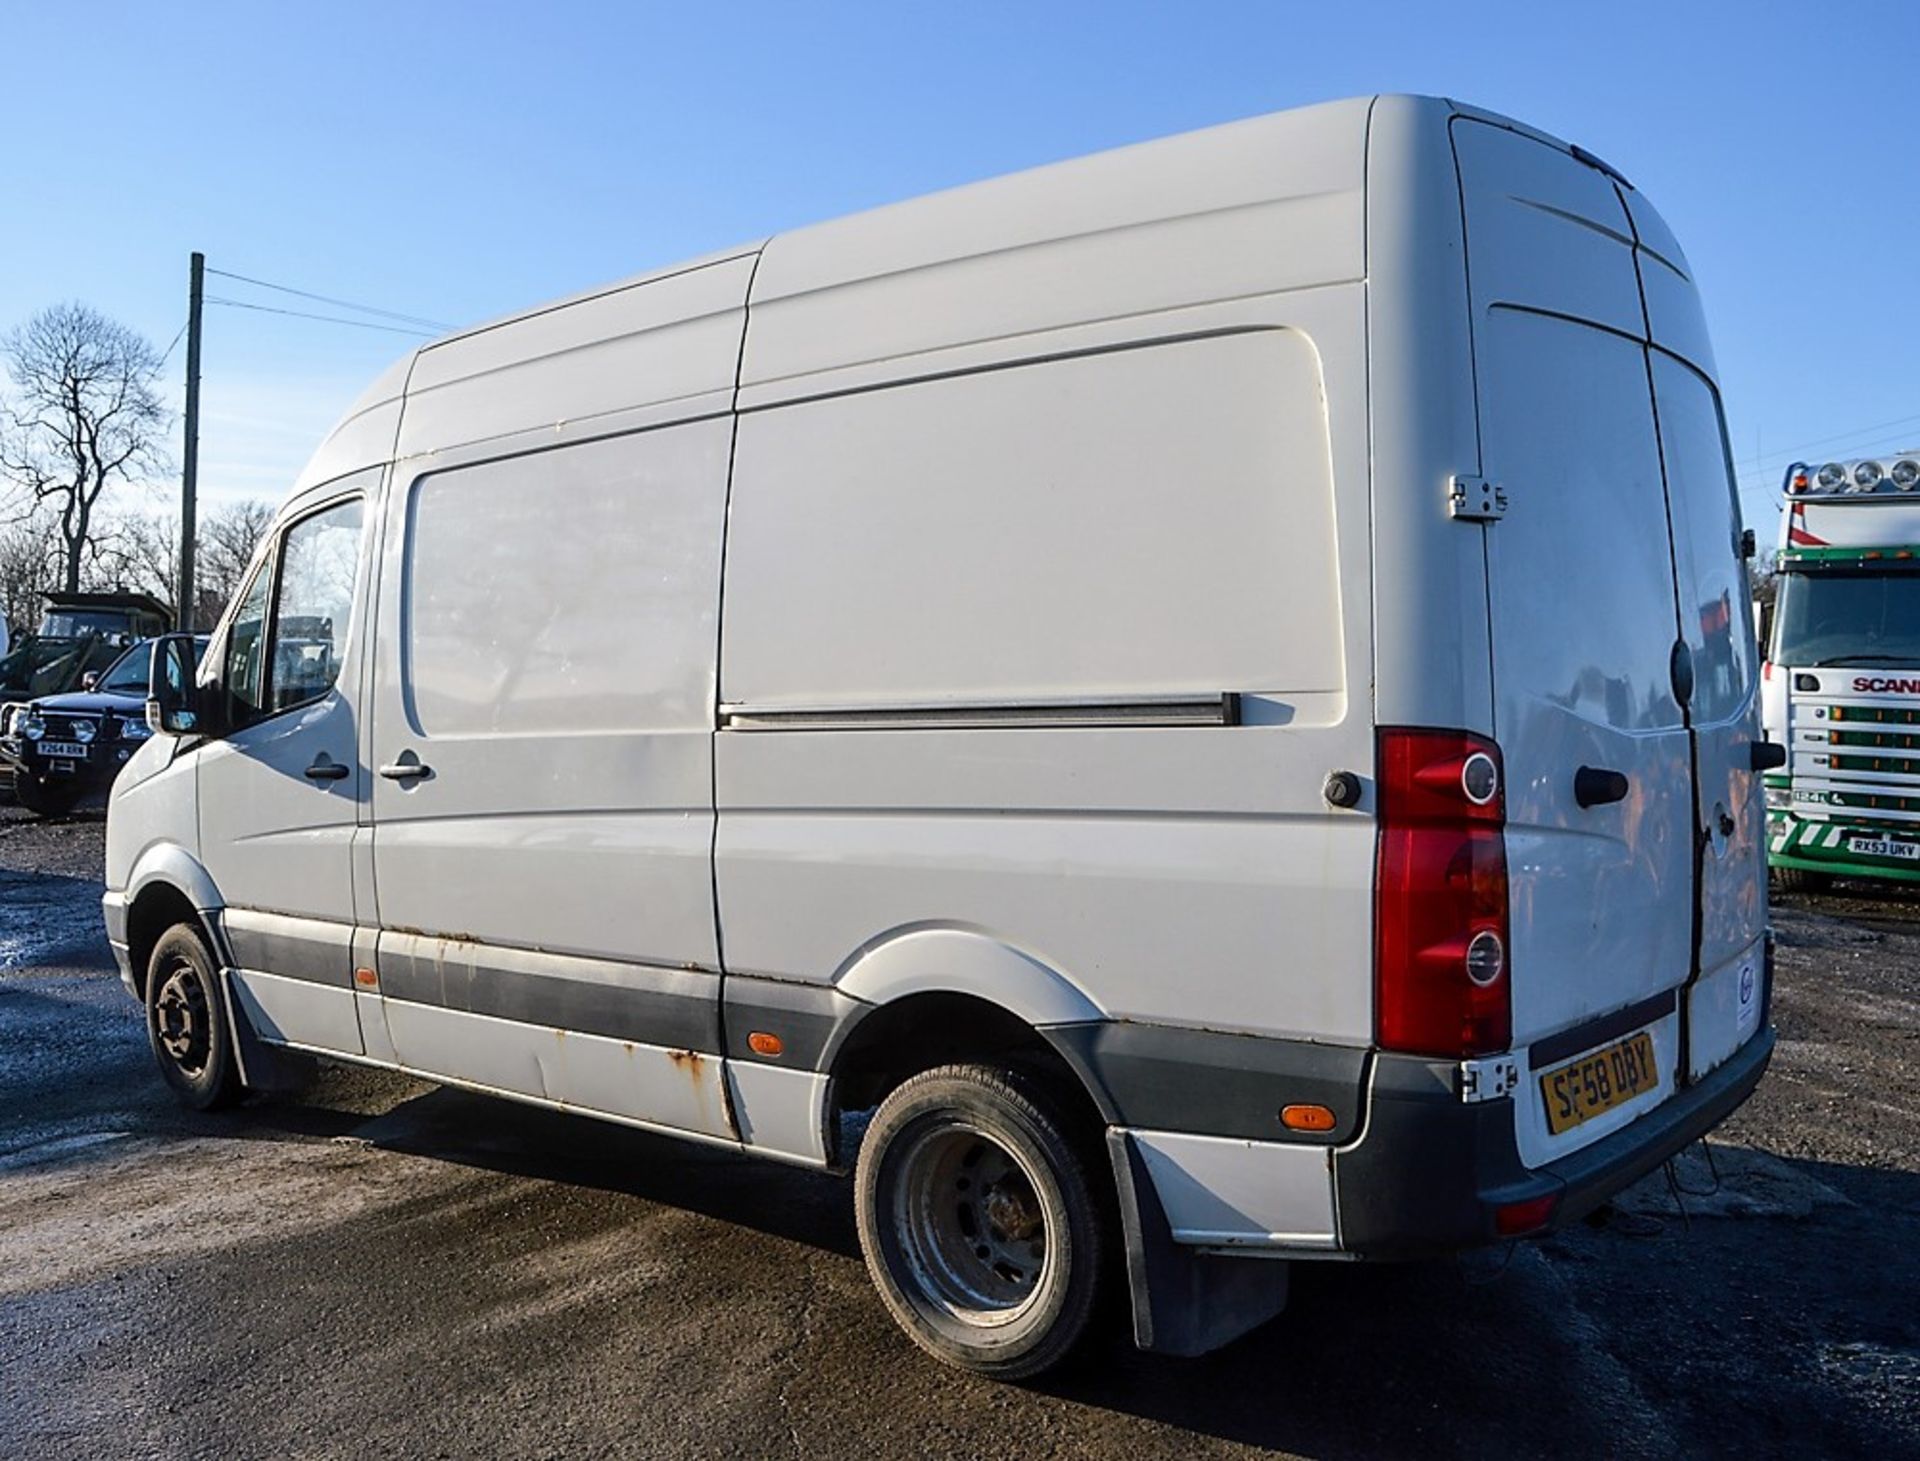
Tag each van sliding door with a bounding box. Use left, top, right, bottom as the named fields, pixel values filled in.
left=363, top=426, right=735, bottom=1139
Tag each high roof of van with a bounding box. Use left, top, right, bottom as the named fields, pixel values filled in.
left=288, top=94, right=1629, bottom=497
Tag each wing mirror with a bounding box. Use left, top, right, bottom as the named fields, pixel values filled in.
left=80, top=670, right=100, bottom=691
left=146, top=633, right=203, bottom=736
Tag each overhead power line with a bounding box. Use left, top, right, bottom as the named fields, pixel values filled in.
left=204, top=296, right=439, bottom=338
left=157, top=319, right=189, bottom=368
left=1734, top=410, right=1920, bottom=473
left=1737, top=430, right=1920, bottom=493
left=205, top=266, right=454, bottom=333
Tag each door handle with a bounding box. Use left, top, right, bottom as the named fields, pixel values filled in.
left=1574, top=766, right=1630, bottom=808
left=378, top=759, right=430, bottom=781
left=303, top=758, right=350, bottom=782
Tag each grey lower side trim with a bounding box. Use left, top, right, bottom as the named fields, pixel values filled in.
left=718, top=693, right=1240, bottom=732
left=722, top=974, right=865, bottom=1068
left=1046, top=1021, right=1370, bottom=1144
left=378, top=930, right=721, bottom=1054
left=1107, top=1130, right=1291, bottom=1357
left=222, top=907, right=355, bottom=989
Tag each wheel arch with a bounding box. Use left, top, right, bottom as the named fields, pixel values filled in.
left=822, top=929, right=1117, bottom=1161
left=123, top=845, right=225, bottom=998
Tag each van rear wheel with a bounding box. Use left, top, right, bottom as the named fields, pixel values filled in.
left=854, top=1063, right=1104, bottom=1380
left=145, top=923, right=241, bottom=1111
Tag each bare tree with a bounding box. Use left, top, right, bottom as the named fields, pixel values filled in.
left=90, top=498, right=274, bottom=629
left=0, top=304, right=170, bottom=595
left=193, top=499, right=274, bottom=627
left=0, top=516, right=60, bottom=639
left=86, top=507, right=180, bottom=606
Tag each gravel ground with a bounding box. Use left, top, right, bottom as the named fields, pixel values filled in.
left=1, top=804, right=1916, bottom=1459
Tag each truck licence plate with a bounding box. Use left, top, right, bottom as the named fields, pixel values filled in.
left=1847, top=837, right=1920, bottom=862
left=1540, top=1031, right=1659, bottom=1137
left=39, top=741, right=88, bottom=761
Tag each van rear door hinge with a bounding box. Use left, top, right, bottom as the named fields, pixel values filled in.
left=1458, top=1055, right=1520, bottom=1103
left=1449, top=475, right=1507, bottom=521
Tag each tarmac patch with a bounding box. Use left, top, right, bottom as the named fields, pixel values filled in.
left=1612, top=1142, right=1854, bottom=1220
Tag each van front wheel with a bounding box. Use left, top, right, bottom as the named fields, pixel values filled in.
left=145, top=923, right=241, bottom=1111
left=854, top=1064, right=1104, bottom=1380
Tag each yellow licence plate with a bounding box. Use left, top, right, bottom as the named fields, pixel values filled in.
left=1540, top=1031, right=1659, bottom=1136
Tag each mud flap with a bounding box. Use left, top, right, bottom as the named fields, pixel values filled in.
left=219, top=968, right=318, bottom=1094
left=1106, top=1129, right=1291, bottom=1357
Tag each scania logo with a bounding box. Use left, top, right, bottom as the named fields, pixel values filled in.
left=1853, top=675, right=1920, bottom=695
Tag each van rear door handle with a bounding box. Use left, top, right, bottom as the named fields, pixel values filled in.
left=1574, top=766, right=1630, bottom=808
left=378, top=760, right=430, bottom=781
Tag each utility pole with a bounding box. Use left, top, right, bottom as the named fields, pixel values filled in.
left=178, top=251, right=204, bottom=631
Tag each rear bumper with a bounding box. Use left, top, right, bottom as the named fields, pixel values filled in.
left=1333, top=1024, right=1775, bottom=1258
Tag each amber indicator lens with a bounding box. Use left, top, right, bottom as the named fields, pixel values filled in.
left=1280, top=1103, right=1337, bottom=1133
left=747, top=1031, right=784, bottom=1057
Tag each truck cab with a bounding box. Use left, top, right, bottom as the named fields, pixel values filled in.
left=1763, top=458, right=1920, bottom=888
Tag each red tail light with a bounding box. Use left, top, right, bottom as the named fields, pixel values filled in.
left=1375, top=728, right=1512, bottom=1058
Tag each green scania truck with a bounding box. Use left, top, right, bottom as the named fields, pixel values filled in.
left=1763, top=456, right=1920, bottom=889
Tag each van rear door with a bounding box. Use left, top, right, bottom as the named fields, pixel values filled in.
left=1454, top=121, right=1700, bottom=1160
left=1647, top=346, right=1768, bottom=1083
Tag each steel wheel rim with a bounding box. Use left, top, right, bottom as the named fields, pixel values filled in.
left=891, top=1120, right=1051, bottom=1327
left=153, top=959, right=212, bottom=1077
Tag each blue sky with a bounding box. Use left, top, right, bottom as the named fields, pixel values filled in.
left=3, top=0, right=1915, bottom=532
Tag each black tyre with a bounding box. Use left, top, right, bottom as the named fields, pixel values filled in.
left=13, top=770, right=83, bottom=817
left=145, top=923, right=242, bottom=1110
left=1773, top=865, right=1833, bottom=895
left=854, top=1063, right=1105, bottom=1380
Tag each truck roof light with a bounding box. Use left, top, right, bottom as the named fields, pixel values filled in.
left=1789, top=469, right=1810, bottom=494
left=1854, top=461, right=1886, bottom=491
left=1892, top=459, right=1919, bottom=490
left=1817, top=462, right=1848, bottom=490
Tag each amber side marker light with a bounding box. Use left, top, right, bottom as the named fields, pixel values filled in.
left=353, top=967, right=378, bottom=988
left=1280, top=1103, right=1337, bottom=1133
left=747, top=1031, right=784, bottom=1058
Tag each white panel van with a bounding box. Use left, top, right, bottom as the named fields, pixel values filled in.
left=109, top=95, right=1773, bottom=1378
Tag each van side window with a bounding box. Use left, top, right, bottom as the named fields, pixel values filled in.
left=403, top=430, right=722, bottom=736
left=270, top=500, right=364, bottom=714
left=224, top=563, right=274, bottom=721
left=722, top=332, right=1342, bottom=706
